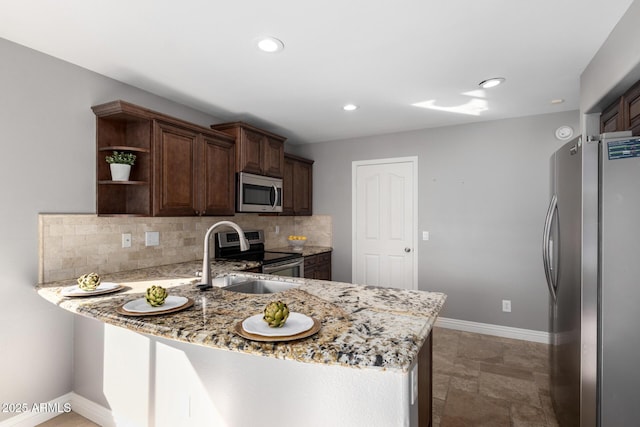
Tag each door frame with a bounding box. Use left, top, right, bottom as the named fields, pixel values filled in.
left=351, top=156, right=418, bottom=288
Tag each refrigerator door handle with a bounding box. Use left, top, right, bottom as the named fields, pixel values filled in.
left=543, top=194, right=558, bottom=301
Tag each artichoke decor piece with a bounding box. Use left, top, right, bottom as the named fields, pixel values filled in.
left=77, top=272, right=101, bottom=291
left=263, top=301, right=290, bottom=328
left=145, top=285, right=169, bottom=307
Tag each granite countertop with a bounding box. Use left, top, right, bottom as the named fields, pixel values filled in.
left=267, top=245, right=332, bottom=257
left=36, top=260, right=445, bottom=373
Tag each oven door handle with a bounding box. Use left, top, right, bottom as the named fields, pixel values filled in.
left=262, top=258, right=304, bottom=274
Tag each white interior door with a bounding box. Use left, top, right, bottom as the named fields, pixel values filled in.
left=352, top=157, right=417, bottom=289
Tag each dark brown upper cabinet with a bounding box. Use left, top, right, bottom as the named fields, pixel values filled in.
left=623, top=81, right=640, bottom=135
left=601, top=98, right=623, bottom=134
left=93, top=100, right=235, bottom=217
left=601, top=80, right=640, bottom=135
left=282, top=153, right=313, bottom=216
left=200, top=133, right=236, bottom=215
left=211, top=122, right=286, bottom=178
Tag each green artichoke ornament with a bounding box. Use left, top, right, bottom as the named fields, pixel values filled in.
left=263, top=301, right=290, bottom=328
left=145, top=285, right=169, bottom=307
left=77, top=272, right=101, bottom=291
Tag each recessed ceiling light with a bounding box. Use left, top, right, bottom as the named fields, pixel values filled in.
left=343, top=104, right=358, bottom=111
left=478, top=77, right=505, bottom=89
left=551, top=98, right=565, bottom=104
left=257, top=37, right=284, bottom=53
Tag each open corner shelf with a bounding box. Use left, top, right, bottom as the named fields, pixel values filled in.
left=98, top=180, right=148, bottom=185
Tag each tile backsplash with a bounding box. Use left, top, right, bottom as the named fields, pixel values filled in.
left=39, top=214, right=332, bottom=283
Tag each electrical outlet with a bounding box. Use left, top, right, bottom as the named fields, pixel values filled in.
left=121, top=233, right=132, bottom=248
left=145, top=231, right=160, bottom=247
left=422, top=231, right=429, bottom=241
left=502, top=299, right=512, bottom=313
left=275, top=225, right=280, bottom=234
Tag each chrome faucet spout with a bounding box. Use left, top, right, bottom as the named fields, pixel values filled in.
left=197, top=221, right=249, bottom=291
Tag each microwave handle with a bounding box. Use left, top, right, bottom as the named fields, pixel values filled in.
left=271, top=185, right=278, bottom=210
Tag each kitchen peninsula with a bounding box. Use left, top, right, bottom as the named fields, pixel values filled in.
left=37, top=261, right=445, bottom=427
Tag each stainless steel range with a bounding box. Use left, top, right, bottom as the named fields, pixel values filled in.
left=215, top=230, right=304, bottom=277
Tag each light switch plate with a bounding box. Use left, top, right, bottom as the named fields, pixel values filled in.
left=422, top=231, right=429, bottom=241
left=145, top=231, right=160, bottom=247
left=121, top=233, right=132, bottom=248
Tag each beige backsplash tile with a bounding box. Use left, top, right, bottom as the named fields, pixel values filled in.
left=39, top=214, right=332, bottom=283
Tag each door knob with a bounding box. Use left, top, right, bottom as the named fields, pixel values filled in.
left=404, top=247, right=411, bottom=253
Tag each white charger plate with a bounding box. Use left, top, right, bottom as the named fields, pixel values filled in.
left=242, top=312, right=314, bottom=337
left=61, top=282, right=123, bottom=297
left=122, top=296, right=189, bottom=313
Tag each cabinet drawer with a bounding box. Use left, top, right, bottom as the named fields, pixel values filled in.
left=318, top=252, right=331, bottom=264
left=304, top=255, right=318, bottom=267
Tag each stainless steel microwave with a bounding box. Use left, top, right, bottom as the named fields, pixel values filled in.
left=237, top=172, right=283, bottom=213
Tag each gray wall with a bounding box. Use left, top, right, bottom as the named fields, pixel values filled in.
left=0, top=37, right=221, bottom=422
left=292, top=111, right=579, bottom=331
left=581, top=0, right=640, bottom=114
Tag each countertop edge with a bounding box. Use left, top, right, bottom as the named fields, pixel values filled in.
left=36, top=261, right=446, bottom=373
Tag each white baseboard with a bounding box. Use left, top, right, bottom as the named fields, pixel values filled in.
left=70, top=393, right=115, bottom=427
left=435, top=317, right=551, bottom=344
left=0, top=392, right=114, bottom=427
left=0, top=393, right=73, bottom=427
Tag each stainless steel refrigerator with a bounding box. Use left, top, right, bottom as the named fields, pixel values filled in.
left=543, top=131, right=640, bottom=426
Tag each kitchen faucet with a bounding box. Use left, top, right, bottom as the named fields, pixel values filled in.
left=197, top=221, right=249, bottom=290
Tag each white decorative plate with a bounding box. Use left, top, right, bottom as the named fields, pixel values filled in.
left=242, top=312, right=314, bottom=337
left=61, top=282, right=123, bottom=297
left=121, top=296, right=189, bottom=313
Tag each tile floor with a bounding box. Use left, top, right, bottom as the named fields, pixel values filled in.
left=38, top=327, right=558, bottom=427
left=37, top=411, right=98, bottom=427
left=432, top=327, right=558, bottom=427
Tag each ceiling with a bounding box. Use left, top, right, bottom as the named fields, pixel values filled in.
left=0, top=1, right=633, bottom=144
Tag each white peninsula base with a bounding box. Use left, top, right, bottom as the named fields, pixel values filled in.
left=73, top=316, right=432, bottom=427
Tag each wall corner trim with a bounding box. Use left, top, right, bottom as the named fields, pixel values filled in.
left=436, top=317, right=551, bottom=344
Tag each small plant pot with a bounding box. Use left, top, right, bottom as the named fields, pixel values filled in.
left=110, top=163, right=131, bottom=181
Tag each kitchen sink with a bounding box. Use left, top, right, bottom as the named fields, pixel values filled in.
left=216, top=277, right=300, bottom=294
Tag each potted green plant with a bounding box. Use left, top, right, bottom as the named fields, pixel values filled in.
left=105, top=151, right=136, bottom=181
